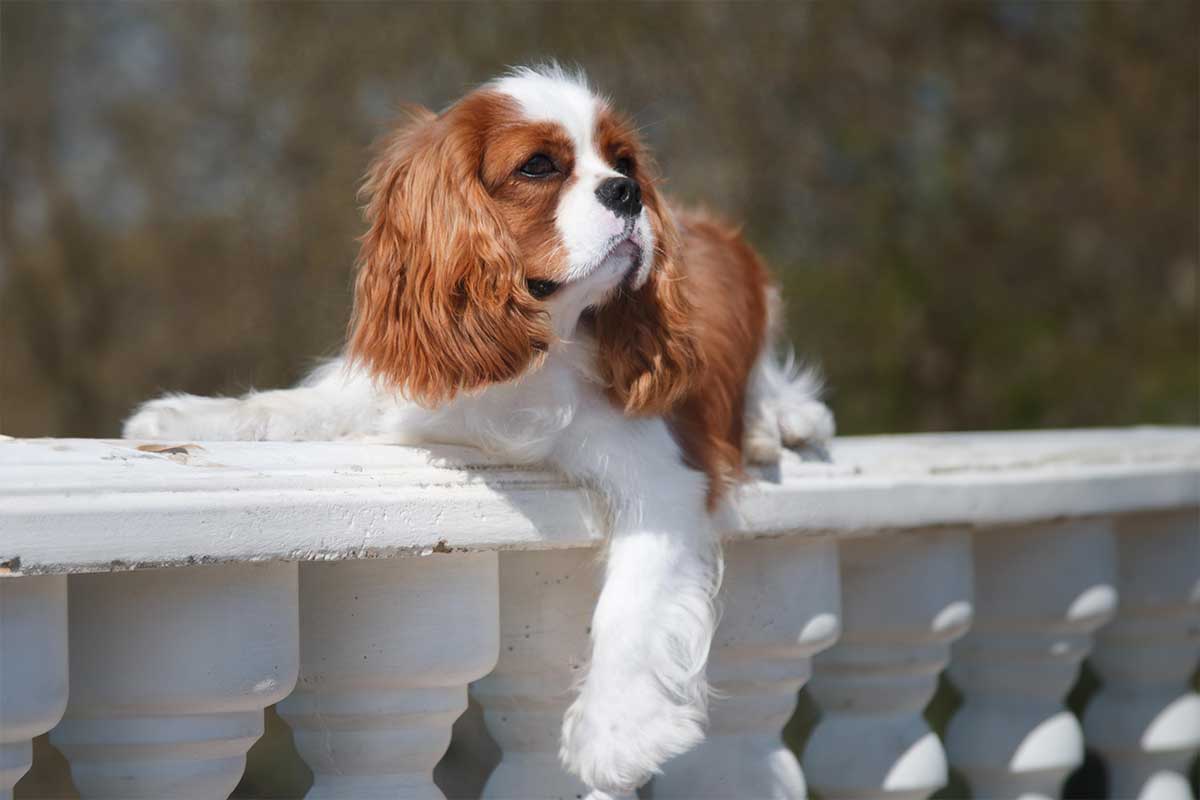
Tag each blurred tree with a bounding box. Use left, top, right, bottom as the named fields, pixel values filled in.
left=2, top=1, right=1196, bottom=438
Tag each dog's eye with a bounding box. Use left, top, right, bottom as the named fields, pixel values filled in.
left=614, top=157, right=634, bottom=176
left=519, top=154, right=556, bottom=178
left=526, top=278, right=560, bottom=299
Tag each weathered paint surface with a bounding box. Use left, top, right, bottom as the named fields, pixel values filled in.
left=0, top=428, right=1197, bottom=575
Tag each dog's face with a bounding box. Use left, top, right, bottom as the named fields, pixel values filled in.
left=482, top=70, right=660, bottom=322
left=350, top=67, right=700, bottom=410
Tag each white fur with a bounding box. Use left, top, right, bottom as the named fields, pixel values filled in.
left=743, top=350, right=833, bottom=464
left=123, top=66, right=832, bottom=796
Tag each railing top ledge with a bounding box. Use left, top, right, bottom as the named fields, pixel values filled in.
left=1, top=427, right=1197, bottom=576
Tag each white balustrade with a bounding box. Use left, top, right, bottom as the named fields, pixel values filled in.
left=803, top=529, right=973, bottom=800
left=654, top=537, right=841, bottom=800
left=49, top=562, right=298, bottom=799
left=1083, top=510, right=1200, bottom=800
left=276, top=554, right=498, bottom=800
left=471, top=549, right=597, bottom=800
left=0, top=576, right=68, bottom=800
left=0, top=429, right=1196, bottom=800
left=945, top=520, right=1118, bottom=799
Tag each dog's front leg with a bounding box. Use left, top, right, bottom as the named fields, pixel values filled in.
left=550, top=399, right=721, bottom=797
left=122, top=359, right=390, bottom=442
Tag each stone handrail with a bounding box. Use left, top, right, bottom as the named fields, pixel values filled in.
left=1, top=428, right=1197, bottom=799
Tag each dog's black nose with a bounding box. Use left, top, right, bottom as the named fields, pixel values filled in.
left=595, top=176, right=642, bottom=218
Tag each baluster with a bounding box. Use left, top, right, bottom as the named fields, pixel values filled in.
left=1083, top=509, right=1200, bottom=800
left=0, top=575, right=68, bottom=800
left=276, top=553, right=499, bottom=800
left=471, top=548, right=597, bottom=800
left=945, top=520, right=1117, bottom=799
left=654, top=537, right=842, bottom=800
left=49, top=561, right=298, bottom=799
left=803, top=529, right=974, bottom=800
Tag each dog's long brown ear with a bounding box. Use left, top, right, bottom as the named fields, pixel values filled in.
left=593, top=196, right=703, bottom=415
left=348, top=105, right=550, bottom=406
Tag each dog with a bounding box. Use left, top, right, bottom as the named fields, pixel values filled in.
left=124, top=64, right=834, bottom=797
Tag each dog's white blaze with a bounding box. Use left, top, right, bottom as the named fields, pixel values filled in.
left=491, top=66, right=595, bottom=146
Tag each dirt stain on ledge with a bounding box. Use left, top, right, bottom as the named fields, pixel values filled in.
left=136, top=443, right=205, bottom=464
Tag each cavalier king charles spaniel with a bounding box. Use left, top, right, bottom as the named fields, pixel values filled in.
left=124, top=65, right=834, bottom=798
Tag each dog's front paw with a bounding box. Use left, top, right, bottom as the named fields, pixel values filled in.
left=560, top=676, right=705, bottom=796
left=122, top=394, right=241, bottom=441
left=123, top=396, right=189, bottom=440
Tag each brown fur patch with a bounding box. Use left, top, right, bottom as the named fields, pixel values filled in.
left=347, top=93, right=577, bottom=405
left=593, top=110, right=771, bottom=506
left=592, top=108, right=705, bottom=417
left=666, top=211, right=771, bottom=507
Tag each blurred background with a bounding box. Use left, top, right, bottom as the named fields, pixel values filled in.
left=2, top=1, right=1196, bottom=439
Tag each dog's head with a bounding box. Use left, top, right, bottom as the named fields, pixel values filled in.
left=349, top=66, right=700, bottom=411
